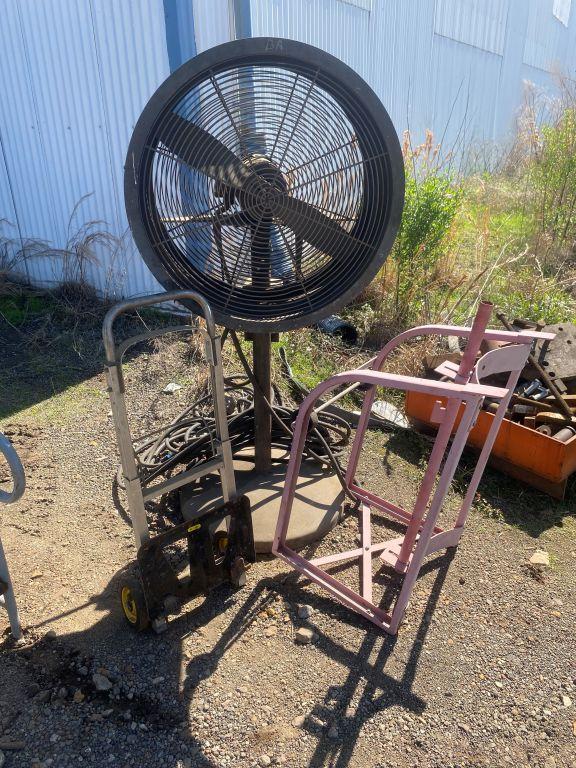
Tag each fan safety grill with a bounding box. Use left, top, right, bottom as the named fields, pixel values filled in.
left=126, top=39, right=404, bottom=332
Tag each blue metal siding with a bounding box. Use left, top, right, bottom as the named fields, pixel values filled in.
left=250, top=0, right=576, bottom=150
left=0, top=0, right=170, bottom=295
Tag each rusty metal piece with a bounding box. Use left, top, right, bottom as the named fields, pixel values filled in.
left=545, top=394, right=576, bottom=406
left=497, top=313, right=574, bottom=422
left=524, top=416, right=536, bottom=429
left=513, top=404, right=536, bottom=415
left=535, top=411, right=575, bottom=426
left=533, top=323, right=576, bottom=383
left=512, top=394, right=554, bottom=411
left=553, top=426, right=576, bottom=443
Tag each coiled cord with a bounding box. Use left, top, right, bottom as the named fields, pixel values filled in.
left=124, top=331, right=354, bottom=499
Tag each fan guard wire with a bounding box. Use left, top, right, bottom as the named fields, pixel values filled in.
left=126, top=39, right=404, bottom=332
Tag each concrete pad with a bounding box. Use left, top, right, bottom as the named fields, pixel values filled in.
left=180, top=451, right=345, bottom=554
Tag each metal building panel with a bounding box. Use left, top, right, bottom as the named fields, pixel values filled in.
left=553, top=0, right=572, bottom=26
left=89, top=0, right=170, bottom=296
left=434, top=0, right=508, bottom=56
left=0, top=2, right=63, bottom=286
left=250, top=0, right=371, bottom=80
left=0, top=0, right=168, bottom=296
left=249, top=0, right=436, bottom=146
left=193, top=0, right=232, bottom=52
left=524, top=0, right=569, bottom=72
left=431, top=34, right=503, bottom=158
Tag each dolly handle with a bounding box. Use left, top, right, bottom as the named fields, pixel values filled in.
left=0, top=434, right=26, bottom=505
left=102, top=290, right=216, bottom=362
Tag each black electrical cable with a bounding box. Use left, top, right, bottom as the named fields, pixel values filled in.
left=123, top=344, right=355, bottom=501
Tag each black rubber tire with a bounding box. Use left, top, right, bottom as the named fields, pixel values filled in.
left=119, top=577, right=150, bottom=632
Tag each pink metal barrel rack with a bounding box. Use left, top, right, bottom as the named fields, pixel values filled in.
left=273, top=303, right=554, bottom=634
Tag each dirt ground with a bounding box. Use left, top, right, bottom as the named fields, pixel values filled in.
left=1, top=311, right=575, bottom=768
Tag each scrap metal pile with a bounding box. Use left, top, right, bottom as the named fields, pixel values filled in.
left=406, top=314, right=576, bottom=499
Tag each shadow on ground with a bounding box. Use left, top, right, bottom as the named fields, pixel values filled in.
left=1, top=544, right=454, bottom=768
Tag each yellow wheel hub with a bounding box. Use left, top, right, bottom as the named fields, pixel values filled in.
left=121, top=586, right=138, bottom=624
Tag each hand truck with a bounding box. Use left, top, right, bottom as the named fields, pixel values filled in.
left=0, top=432, right=26, bottom=639
left=103, top=291, right=255, bottom=632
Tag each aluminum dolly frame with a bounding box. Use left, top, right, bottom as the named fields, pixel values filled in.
left=0, top=432, right=26, bottom=639
left=103, top=290, right=236, bottom=549
left=273, top=302, right=554, bottom=634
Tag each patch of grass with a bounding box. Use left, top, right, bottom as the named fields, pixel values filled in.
left=1, top=380, right=107, bottom=428
left=0, top=293, right=56, bottom=325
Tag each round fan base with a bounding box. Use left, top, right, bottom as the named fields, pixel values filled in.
left=180, top=449, right=344, bottom=554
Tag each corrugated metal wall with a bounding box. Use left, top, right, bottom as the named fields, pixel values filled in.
left=0, top=0, right=177, bottom=296
left=1, top=0, right=575, bottom=297
left=251, top=0, right=576, bottom=160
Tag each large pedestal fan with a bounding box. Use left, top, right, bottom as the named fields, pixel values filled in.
left=124, top=37, right=404, bottom=548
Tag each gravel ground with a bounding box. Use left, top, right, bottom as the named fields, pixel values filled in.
left=1, top=329, right=575, bottom=768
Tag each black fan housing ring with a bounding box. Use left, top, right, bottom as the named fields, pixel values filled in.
left=125, top=37, right=404, bottom=332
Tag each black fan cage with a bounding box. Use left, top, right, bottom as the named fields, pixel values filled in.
left=125, top=38, right=404, bottom=332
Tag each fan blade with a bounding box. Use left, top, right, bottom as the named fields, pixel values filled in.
left=161, top=211, right=250, bottom=227
left=274, top=194, right=371, bottom=259
left=153, top=112, right=255, bottom=191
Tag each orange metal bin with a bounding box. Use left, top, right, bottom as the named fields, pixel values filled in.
left=404, top=390, right=576, bottom=499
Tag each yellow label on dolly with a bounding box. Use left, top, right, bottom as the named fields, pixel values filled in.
left=187, top=523, right=201, bottom=533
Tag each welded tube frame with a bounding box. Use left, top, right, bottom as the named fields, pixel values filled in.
left=273, top=310, right=555, bottom=634
left=0, top=433, right=26, bottom=639
left=103, top=291, right=236, bottom=549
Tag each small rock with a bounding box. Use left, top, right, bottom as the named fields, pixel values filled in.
left=561, top=695, right=572, bottom=707
left=327, top=724, right=339, bottom=739
left=264, top=626, right=277, bottom=638
left=45, top=630, right=57, bottom=641
left=162, top=382, right=182, bottom=394
left=295, top=627, right=316, bottom=645
left=259, top=756, right=271, bottom=767
left=57, top=687, right=67, bottom=699
left=49, top=734, right=60, bottom=744
left=297, top=605, right=314, bottom=619
left=151, top=676, right=165, bottom=685
left=0, top=740, right=25, bottom=750
left=34, top=690, right=51, bottom=704
left=78, top=666, right=88, bottom=676
left=544, top=757, right=556, bottom=768
left=92, top=673, right=113, bottom=691
left=529, top=550, right=550, bottom=566
left=73, top=690, right=85, bottom=703
left=292, top=715, right=306, bottom=728
left=276, top=755, right=287, bottom=765
left=0, top=750, right=4, bottom=768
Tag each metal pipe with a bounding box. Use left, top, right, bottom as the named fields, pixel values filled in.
left=253, top=333, right=272, bottom=473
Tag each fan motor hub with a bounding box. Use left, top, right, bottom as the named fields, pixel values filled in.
left=240, top=154, right=287, bottom=216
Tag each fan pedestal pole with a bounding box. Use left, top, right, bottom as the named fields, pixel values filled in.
left=180, top=331, right=345, bottom=552
left=252, top=333, right=272, bottom=474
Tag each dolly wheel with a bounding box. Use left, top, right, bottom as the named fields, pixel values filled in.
left=120, top=579, right=150, bottom=631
